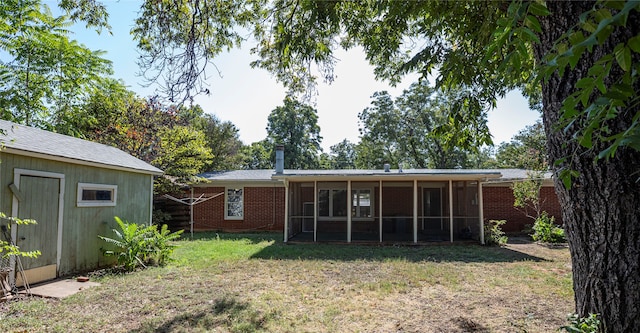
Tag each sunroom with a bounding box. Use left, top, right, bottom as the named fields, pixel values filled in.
left=273, top=169, right=501, bottom=244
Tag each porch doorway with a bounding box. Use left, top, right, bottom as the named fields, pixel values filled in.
left=421, top=187, right=449, bottom=241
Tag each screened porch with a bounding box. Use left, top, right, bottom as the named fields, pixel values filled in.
left=282, top=177, right=488, bottom=244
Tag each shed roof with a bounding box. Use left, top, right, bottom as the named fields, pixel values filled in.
left=0, top=120, right=163, bottom=175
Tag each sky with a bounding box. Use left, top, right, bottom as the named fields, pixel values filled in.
left=55, top=1, right=541, bottom=151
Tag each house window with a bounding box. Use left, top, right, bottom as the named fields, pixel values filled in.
left=77, top=183, right=117, bottom=207
left=225, top=188, right=243, bottom=220
left=352, top=189, right=372, bottom=218
left=318, top=189, right=347, bottom=218
left=318, top=187, right=373, bottom=219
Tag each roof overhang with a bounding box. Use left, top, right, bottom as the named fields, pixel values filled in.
left=191, top=179, right=282, bottom=187
left=271, top=171, right=502, bottom=182
left=2, top=147, right=164, bottom=176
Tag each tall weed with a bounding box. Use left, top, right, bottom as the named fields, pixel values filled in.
left=99, top=216, right=183, bottom=271
left=484, top=219, right=508, bottom=246
left=531, top=212, right=565, bottom=243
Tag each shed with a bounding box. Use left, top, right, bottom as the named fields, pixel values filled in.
left=0, top=120, right=162, bottom=285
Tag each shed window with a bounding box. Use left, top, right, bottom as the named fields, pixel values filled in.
left=225, top=188, right=244, bottom=219
left=77, top=183, right=117, bottom=207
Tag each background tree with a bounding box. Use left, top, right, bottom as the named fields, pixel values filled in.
left=356, top=91, right=402, bottom=168
left=241, top=140, right=273, bottom=170
left=358, top=82, right=483, bottom=169
left=36, top=1, right=640, bottom=329
left=266, top=97, right=322, bottom=169
left=495, top=120, right=547, bottom=170
left=152, top=126, right=213, bottom=193
left=328, top=139, right=357, bottom=169
left=74, top=82, right=213, bottom=194
left=184, top=107, right=244, bottom=171
left=0, top=0, right=112, bottom=131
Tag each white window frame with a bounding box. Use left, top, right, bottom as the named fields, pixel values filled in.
left=77, top=183, right=117, bottom=207
left=318, top=186, right=374, bottom=220
left=352, top=188, right=373, bottom=219
left=225, top=187, right=244, bottom=220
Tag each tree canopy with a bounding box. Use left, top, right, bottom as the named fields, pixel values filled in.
left=495, top=120, right=547, bottom=170
left=358, top=81, right=487, bottom=169
left=10, top=1, right=640, bottom=330
left=265, top=97, right=323, bottom=169
left=0, top=0, right=112, bottom=132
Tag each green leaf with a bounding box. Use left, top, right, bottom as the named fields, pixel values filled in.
left=628, top=35, right=640, bottom=53
left=615, top=45, right=632, bottom=71
left=579, top=130, right=593, bottom=148
left=528, top=1, right=550, bottom=16
left=524, top=15, right=542, bottom=32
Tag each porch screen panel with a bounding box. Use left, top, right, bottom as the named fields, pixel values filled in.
left=316, top=182, right=348, bottom=241
left=418, top=181, right=451, bottom=242
left=452, top=181, right=480, bottom=241
left=287, top=182, right=315, bottom=240
left=351, top=185, right=377, bottom=241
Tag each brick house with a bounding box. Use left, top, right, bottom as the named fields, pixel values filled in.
left=188, top=163, right=561, bottom=244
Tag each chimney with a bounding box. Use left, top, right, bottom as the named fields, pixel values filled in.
left=383, top=163, right=390, bottom=172
left=275, top=145, right=284, bottom=174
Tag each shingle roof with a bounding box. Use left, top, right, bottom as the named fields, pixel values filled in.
left=484, top=169, right=553, bottom=182
left=199, top=170, right=276, bottom=181
left=198, top=168, right=553, bottom=183
left=0, top=120, right=163, bottom=175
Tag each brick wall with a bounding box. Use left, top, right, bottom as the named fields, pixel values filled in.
left=186, top=183, right=562, bottom=234
left=483, top=185, right=563, bottom=233
left=192, top=186, right=285, bottom=232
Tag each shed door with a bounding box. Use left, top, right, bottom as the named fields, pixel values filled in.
left=16, top=175, right=60, bottom=285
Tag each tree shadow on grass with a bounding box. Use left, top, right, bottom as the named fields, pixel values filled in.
left=132, top=295, right=271, bottom=333
left=248, top=238, right=550, bottom=263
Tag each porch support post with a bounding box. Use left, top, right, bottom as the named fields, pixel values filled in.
left=283, top=180, right=289, bottom=243
left=379, top=180, right=383, bottom=243
left=479, top=181, right=485, bottom=245
left=314, top=180, right=318, bottom=242
left=347, top=180, right=352, bottom=243
left=449, top=180, right=454, bottom=243
left=413, top=179, right=418, bottom=243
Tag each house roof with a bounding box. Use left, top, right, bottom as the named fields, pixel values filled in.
left=484, top=169, right=553, bottom=183
left=199, top=170, right=276, bottom=182
left=0, top=120, right=163, bottom=175
left=198, top=168, right=552, bottom=183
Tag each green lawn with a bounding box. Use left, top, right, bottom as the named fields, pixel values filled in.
left=0, top=233, right=574, bottom=332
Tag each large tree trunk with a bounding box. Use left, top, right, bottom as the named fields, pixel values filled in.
left=535, top=2, right=640, bottom=331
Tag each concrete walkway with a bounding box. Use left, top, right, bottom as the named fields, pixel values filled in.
left=22, top=278, right=100, bottom=299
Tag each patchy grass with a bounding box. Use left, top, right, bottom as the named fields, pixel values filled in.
left=0, top=233, right=573, bottom=332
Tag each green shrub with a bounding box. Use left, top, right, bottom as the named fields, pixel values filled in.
left=484, top=219, right=508, bottom=246
left=560, top=313, right=600, bottom=333
left=99, top=216, right=183, bottom=271
left=531, top=212, right=566, bottom=243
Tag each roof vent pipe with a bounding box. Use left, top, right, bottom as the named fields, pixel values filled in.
left=383, top=163, right=390, bottom=172
left=275, top=145, right=284, bottom=174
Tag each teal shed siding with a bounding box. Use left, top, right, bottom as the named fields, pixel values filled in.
left=0, top=152, right=154, bottom=275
